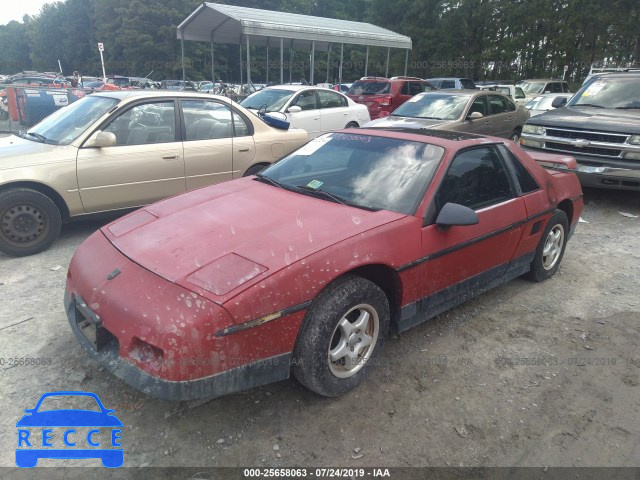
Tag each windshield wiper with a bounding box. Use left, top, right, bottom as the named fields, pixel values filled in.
left=26, top=132, right=49, bottom=143
left=255, top=173, right=284, bottom=188
left=574, top=103, right=605, bottom=108
left=295, top=185, right=348, bottom=206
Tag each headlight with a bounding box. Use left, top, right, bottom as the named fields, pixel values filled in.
left=520, top=138, right=542, bottom=148
left=628, top=135, right=640, bottom=145
left=624, top=151, right=640, bottom=160
left=522, top=124, right=544, bottom=135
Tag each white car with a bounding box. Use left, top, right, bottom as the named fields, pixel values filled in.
left=241, top=85, right=370, bottom=138
left=525, top=93, right=573, bottom=116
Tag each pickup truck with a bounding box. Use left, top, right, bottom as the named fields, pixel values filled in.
left=519, top=72, right=640, bottom=190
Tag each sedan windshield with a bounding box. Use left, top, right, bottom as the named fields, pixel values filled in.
left=518, top=81, right=545, bottom=94
left=391, top=93, right=470, bottom=120
left=241, top=89, right=294, bottom=112
left=568, top=77, right=640, bottom=109
left=259, top=133, right=444, bottom=214
left=26, top=95, right=119, bottom=145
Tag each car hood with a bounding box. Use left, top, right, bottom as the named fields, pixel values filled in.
left=16, top=410, right=123, bottom=427
left=103, top=178, right=405, bottom=303
left=0, top=135, right=76, bottom=169
left=365, top=116, right=452, bottom=129
left=527, top=106, right=640, bottom=134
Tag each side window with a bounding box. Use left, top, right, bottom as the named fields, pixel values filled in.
left=435, top=147, right=514, bottom=211
left=317, top=90, right=346, bottom=109
left=562, top=83, right=570, bottom=93
left=515, top=87, right=526, bottom=99
left=409, top=82, right=425, bottom=95
left=498, top=145, right=540, bottom=194
left=547, top=82, right=562, bottom=93
left=232, top=109, right=251, bottom=137
left=293, top=91, right=318, bottom=110
left=401, top=82, right=410, bottom=95
left=488, top=95, right=509, bottom=115
left=441, top=80, right=455, bottom=89
left=468, top=96, right=488, bottom=116
left=182, top=100, right=233, bottom=141
left=506, top=98, right=516, bottom=111
left=103, top=101, right=176, bottom=146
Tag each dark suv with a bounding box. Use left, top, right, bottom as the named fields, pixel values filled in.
left=346, top=76, right=435, bottom=119
left=520, top=72, right=640, bottom=190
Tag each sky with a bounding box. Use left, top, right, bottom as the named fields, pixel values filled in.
left=1, top=0, right=52, bottom=25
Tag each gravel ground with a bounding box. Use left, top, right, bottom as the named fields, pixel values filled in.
left=0, top=187, right=639, bottom=469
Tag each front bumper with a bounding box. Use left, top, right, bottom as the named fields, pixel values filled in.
left=64, top=230, right=294, bottom=401
left=521, top=143, right=640, bottom=190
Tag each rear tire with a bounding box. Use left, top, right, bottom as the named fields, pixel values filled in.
left=243, top=163, right=269, bottom=177
left=525, top=209, right=568, bottom=282
left=0, top=188, right=62, bottom=257
left=345, top=122, right=359, bottom=128
left=292, top=275, right=390, bottom=397
left=510, top=128, right=521, bottom=142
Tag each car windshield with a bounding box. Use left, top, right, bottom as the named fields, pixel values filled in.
left=240, top=89, right=293, bottom=112
left=518, top=81, right=546, bottom=94
left=347, top=81, right=391, bottom=95
left=391, top=93, right=470, bottom=120
left=567, top=77, right=640, bottom=109
left=259, top=133, right=444, bottom=214
left=26, top=95, right=119, bottom=145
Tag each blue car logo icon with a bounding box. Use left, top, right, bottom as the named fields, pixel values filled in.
left=16, top=391, right=123, bottom=468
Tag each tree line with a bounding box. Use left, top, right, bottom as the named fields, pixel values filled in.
left=0, top=0, right=638, bottom=86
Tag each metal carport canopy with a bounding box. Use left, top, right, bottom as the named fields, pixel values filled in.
left=177, top=2, right=412, bottom=85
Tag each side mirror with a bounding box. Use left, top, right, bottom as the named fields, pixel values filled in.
left=84, top=130, right=117, bottom=148
left=551, top=96, right=567, bottom=108
left=435, top=202, right=479, bottom=227
left=287, top=105, right=302, bottom=113
left=467, top=111, right=484, bottom=120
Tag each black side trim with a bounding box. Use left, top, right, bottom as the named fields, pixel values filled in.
left=65, top=292, right=291, bottom=401
left=215, top=300, right=312, bottom=337
left=398, top=208, right=554, bottom=273
left=395, top=252, right=535, bottom=333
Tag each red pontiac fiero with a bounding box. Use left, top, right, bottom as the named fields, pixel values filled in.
left=65, top=129, right=583, bottom=400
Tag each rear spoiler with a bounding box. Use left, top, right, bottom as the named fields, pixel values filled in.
left=526, top=150, right=577, bottom=171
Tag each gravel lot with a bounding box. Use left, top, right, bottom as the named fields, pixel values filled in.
left=0, top=187, right=639, bottom=468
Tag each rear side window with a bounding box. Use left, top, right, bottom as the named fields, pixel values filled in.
left=460, top=78, right=476, bottom=89
left=317, top=90, right=347, bottom=108
left=441, top=80, right=455, bottom=89
left=436, top=146, right=514, bottom=211
left=498, top=145, right=540, bottom=194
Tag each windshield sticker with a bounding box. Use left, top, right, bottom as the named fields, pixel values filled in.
left=306, top=180, right=324, bottom=189
left=582, top=81, right=605, bottom=97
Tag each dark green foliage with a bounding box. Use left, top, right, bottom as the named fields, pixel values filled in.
left=0, top=0, right=638, bottom=83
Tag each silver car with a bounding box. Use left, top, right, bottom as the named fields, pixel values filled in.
left=366, top=90, right=530, bottom=141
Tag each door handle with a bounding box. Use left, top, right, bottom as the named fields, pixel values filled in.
left=162, top=154, right=179, bottom=160
left=238, top=148, right=250, bottom=152
left=314, top=117, right=320, bottom=121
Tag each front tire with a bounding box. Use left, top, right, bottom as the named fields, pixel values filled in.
left=292, top=275, right=390, bottom=397
left=0, top=188, right=62, bottom=257
left=525, top=209, right=568, bottom=282
left=510, top=128, right=521, bottom=142
left=345, top=122, right=359, bottom=128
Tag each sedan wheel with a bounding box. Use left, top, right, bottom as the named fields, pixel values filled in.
left=542, top=224, right=565, bottom=270
left=0, top=189, right=62, bottom=257
left=292, top=275, right=390, bottom=397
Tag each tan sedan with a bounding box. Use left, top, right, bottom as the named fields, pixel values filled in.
left=365, top=90, right=530, bottom=141
left=0, top=91, right=308, bottom=256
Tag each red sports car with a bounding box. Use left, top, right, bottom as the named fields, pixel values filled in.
left=65, top=129, right=584, bottom=400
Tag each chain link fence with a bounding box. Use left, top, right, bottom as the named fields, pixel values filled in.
left=0, top=85, right=95, bottom=134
